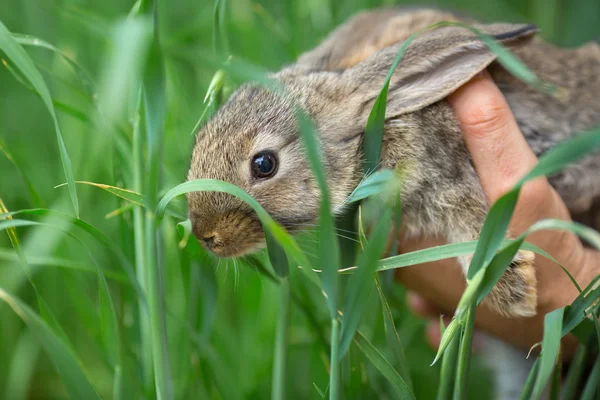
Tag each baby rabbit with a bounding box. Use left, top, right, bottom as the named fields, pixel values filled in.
left=187, top=7, right=600, bottom=318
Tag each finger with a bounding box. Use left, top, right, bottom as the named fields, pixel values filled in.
left=448, top=72, right=540, bottom=203
left=425, top=316, right=452, bottom=349
left=426, top=321, right=442, bottom=349
left=425, top=320, right=484, bottom=352
left=407, top=291, right=441, bottom=317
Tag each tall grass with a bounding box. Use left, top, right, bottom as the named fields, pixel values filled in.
left=0, top=0, right=599, bottom=399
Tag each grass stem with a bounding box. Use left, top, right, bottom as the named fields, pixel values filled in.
left=329, top=318, right=340, bottom=400
left=453, top=302, right=476, bottom=399
left=271, top=278, right=290, bottom=400
left=132, top=106, right=153, bottom=393
left=437, top=328, right=460, bottom=400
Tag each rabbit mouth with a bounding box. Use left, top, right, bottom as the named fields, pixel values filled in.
left=198, top=234, right=267, bottom=258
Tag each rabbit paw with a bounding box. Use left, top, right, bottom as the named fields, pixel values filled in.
left=485, top=250, right=538, bottom=318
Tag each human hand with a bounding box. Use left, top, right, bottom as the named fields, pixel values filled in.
left=395, top=72, right=600, bottom=356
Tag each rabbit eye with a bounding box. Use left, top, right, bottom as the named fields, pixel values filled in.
left=251, top=151, right=278, bottom=179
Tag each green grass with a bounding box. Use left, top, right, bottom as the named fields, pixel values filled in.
left=0, top=0, right=599, bottom=399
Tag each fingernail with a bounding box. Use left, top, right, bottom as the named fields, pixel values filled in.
left=472, top=332, right=484, bottom=352
left=426, top=321, right=442, bottom=349
left=407, top=292, right=427, bottom=315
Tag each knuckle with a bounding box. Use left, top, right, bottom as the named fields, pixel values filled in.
left=519, top=178, right=552, bottom=208
left=459, top=97, right=510, bottom=137
left=512, top=178, right=555, bottom=228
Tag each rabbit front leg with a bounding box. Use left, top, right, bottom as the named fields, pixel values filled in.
left=431, top=165, right=538, bottom=317
left=435, top=167, right=537, bottom=317
left=389, top=108, right=537, bottom=318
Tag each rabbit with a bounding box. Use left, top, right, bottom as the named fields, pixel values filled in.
left=187, top=7, right=600, bottom=320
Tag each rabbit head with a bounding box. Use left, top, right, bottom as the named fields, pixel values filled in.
left=187, top=22, right=537, bottom=257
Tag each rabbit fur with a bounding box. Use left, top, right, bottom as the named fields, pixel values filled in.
left=187, top=7, right=600, bottom=319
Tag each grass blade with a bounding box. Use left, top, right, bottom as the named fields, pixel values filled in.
left=339, top=208, right=391, bottom=356
left=0, top=139, right=44, bottom=207
left=561, top=343, right=588, bottom=400
left=362, top=33, right=419, bottom=173
left=57, top=181, right=144, bottom=206
left=329, top=318, right=340, bottom=400
left=1, top=208, right=148, bottom=317
left=0, top=216, right=122, bottom=376
left=0, top=250, right=129, bottom=282
left=376, top=240, right=559, bottom=272
left=519, top=358, right=540, bottom=400
left=453, top=302, right=476, bottom=399
left=296, top=113, right=340, bottom=317
left=0, top=288, right=102, bottom=400
left=580, top=356, right=600, bottom=400
left=156, top=179, right=317, bottom=284
left=4, top=332, right=39, bottom=400
left=0, top=201, right=72, bottom=344
left=476, top=218, right=600, bottom=305
left=431, top=318, right=460, bottom=366
left=353, top=330, right=415, bottom=399
left=437, top=329, right=460, bottom=400
left=12, top=32, right=96, bottom=99
left=375, top=276, right=413, bottom=391
left=346, top=169, right=397, bottom=204
left=271, top=278, right=290, bottom=400
left=531, top=307, right=565, bottom=400
left=0, top=19, right=79, bottom=216
left=468, top=127, right=600, bottom=280
left=138, top=1, right=173, bottom=397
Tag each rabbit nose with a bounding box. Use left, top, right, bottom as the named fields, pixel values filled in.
left=201, top=234, right=217, bottom=249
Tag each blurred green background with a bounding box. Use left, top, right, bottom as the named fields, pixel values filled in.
left=0, top=0, right=598, bottom=399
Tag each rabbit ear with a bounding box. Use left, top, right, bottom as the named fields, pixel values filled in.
left=342, top=23, right=538, bottom=122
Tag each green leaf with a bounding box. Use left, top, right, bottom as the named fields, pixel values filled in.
left=519, top=358, right=540, bottom=400
left=0, top=288, right=102, bottom=400
left=0, top=208, right=147, bottom=310
left=137, top=3, right=174, bottom=398
left=55, top=180, right=186, bottom=220
left=562, top=344, right=589, bottom=400
left=353, top=330, right=415, bottom=400
left=156, top=179, right=317, bottom=286
left=339, top=209, right=391, bottom=356
left=4, top=332, right=39, bottom=400
left=453, top=302, right=476, bottom=399
left=346, top=169, right=397, bottom=204
left=56, top=181, right=144, bottom=206
left=0, top=249, right=129, bottom=283
left=97, top=252, right=121, bottom=368
left=271, top=278, right=290, bottom=400
left=296, top=112, right=340, bottom=317
left=0, top=139, right=44, bottom=208
left=0, top=216, right=121, bottom=377
left=580, top=356, right=600, bottom=400
left=431, top=318, right=460, bottom=366
left=468, top=127, right=600, bottom=280
left=519, top=128, right=600, bottom=187
left=563, top=286, right=600, bottom=337
left=12, top=33, right=96, bottom=99
left=0, top=202, right=72, bottom=344
left=531, top=307, right=564, bottom=400
left=437, top=328, right=459, bottom=400
left=375, top=240, right=558, bottom=272
left=362, top=33, right=419, bottom=172
left=477, top=218, right=600, bottom=305
left=97, top=17, right=152, bottom=125
left=375, top=276, right=413, bottom=391
left=266, top=231, right=289, bottom=278
left=0, top=19, right=79, bottom=216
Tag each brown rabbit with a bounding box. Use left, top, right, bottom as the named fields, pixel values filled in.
left=187, top=7, right=600, bottom=318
